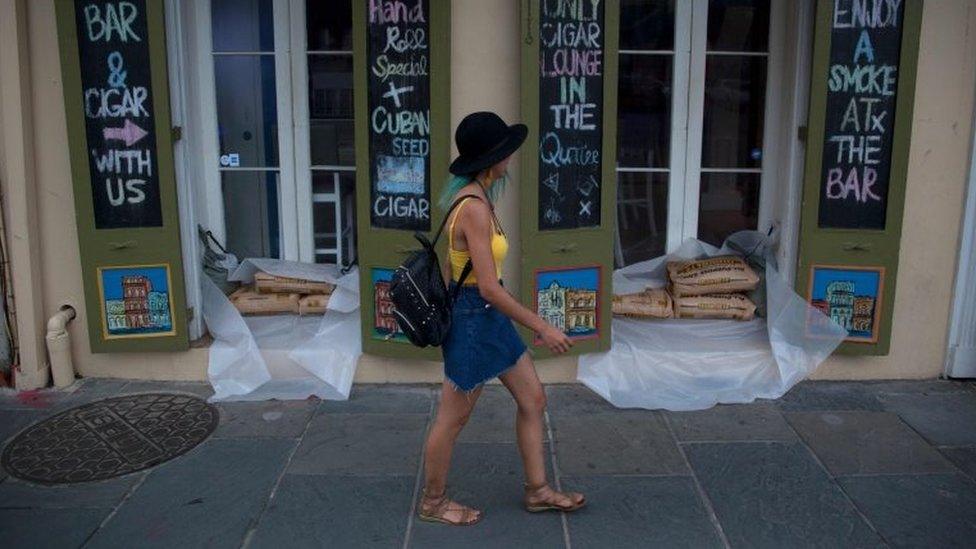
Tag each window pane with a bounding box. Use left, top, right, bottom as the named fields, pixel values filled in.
left=211, top=0, right=274, bottom=52
left=308, top=55, right=355, bottom=166
left=616, top=172, right=668, bottom=267
left=700, top=55, right=766, bottom=169
left=706, top=0, right=770, bottom=52
left=697, top=172, right=760, bottom=246
left=214, top=56, right=279, bottom=167
left=619, top=0, right=675, bottom=50
left=315, top=252, right=338, bottom=264
left=313, top=202, right=337, bottom=251
left=306, top=0, right=353, bottom=51
left=221, top=171, right=280, bottom=259
left=312, top=170, right=356, bottom=265
left=617, top=54, right=672, bottom=169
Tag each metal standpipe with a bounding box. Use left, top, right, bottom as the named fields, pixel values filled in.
left=45, top=305, right=77, bottom=388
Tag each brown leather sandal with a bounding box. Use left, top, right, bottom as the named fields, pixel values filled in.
left=417, top=487, right=483, bottom=526
left=523, top=481, right=586, bottom=513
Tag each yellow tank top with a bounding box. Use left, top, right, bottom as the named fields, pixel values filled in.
left=448, top=196, right=508, bottom=285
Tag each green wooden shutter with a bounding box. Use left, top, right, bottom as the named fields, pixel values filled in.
left=355, top=0, right=450, bottom=359
left=796, top=0, right=923, bottom=355
left=55, top=0, right=188, bottom=353
left=517, top=0, right=618, bottom=358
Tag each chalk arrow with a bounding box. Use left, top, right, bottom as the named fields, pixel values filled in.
left=103, top=119, right=148, bottom=147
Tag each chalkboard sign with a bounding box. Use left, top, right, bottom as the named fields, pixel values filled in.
left=537, top=0, right=605, bottom=231
left=817, top=0, right=905, bottom=229
left=366, top=0, right=432, bottom=231
left=74, top=0, right=163, bottom=229
left=57, top=0, right=189, bottom=352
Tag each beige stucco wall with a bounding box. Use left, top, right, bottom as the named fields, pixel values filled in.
left=1, top=0, right=973, bottom=386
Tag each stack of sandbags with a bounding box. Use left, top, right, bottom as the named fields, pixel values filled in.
left=612, top=288, right=673, bottom=319
left=230, top=272, right=334, bottom=316
left=667, top=256, right=759, bottom=320
left=229, top=286, right=300, bottom=316
left=298, top=294, right=330, bottom=315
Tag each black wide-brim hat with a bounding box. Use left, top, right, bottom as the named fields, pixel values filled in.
left=449, top=111, right=528, bottom=176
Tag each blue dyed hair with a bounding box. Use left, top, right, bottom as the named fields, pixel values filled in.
left=438, top=170, right=510, bottom=210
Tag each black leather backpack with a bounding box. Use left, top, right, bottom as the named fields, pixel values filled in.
left=388, top=196, right=480, bottom=347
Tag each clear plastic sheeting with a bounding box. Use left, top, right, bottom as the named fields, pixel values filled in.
left=202, top=262, right=361, bottom=402
left=578, top=231, right=847, bottom=411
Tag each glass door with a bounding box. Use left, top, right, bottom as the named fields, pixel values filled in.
left=209, top=0, right=296, bottom=260
left=198, top=0, right=357, bottom=266
left=293, top=0, right=357, bottom=265
left=614, top=0, right=780, bottom=268
left=689, top=0, right=772, bottom=247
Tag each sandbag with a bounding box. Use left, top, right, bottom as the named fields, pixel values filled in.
left=667, top=255, right=759, bottom=297
left=673, top=293, right=756, bottom=321
left=612, top=288, right=673, bottom=319
left=299, top=294, right=330, bottom=316
left=254, top=272, right=335, bottom=295
left=231, top=285, right=300, bottom=315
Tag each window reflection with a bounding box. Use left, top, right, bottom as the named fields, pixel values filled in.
left=697, top=172, right=760, bottom=246
left=619, top=0, right=675, bottom=50
left=700, top=56, right=767, bottom=169
left=617, top=54, right=672, bottom=169
left=307, top=3, right=356, bottom=266
left=306, top=0, right=353, bottom=51
left=615, top=0, right=676, bottom=268
left=698, top=0, right=769, bottom=245
left=616, top=172, right=668, bottom=267
left=311, top=171, right=356, bottom=265
left=221, top=171, right=280, bottom=259
left=214, top=56, right=280, bottom=168
left=706, top=0, right=770, bottom=52
left=211, top=0, right=274, bottom=52
left=308, top=56, right=355, bottom=166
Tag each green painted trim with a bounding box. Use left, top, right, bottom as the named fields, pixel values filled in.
left=517, top=0, right=618, bottom=358
left=796, top=0, right=923, bottom=356
left=54, top=0, right=188, bottom=353
left=355, top=0, right=451, bottom=360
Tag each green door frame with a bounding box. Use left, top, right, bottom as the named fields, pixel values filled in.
left=796, top=0, right=923, bottom=355
left=55, top=0, right=189, bottom=353
left=518, top=0, right=618, bottom=358
left=354, top=0, right=451, bottom=359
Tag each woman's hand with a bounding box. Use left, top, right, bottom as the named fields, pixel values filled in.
left=539, top=324, right=573, bottom=354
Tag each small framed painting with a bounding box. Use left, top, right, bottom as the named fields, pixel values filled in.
left=533, top=265, right=601, bottom=344
left=807, top=265, right=885, bottom=344
left=97, top=264, right=176, bottom=339
left=371, top=267, right=408, bottom=343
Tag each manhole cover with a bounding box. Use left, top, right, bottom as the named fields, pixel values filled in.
left=2, top=393, right=218, bottom=484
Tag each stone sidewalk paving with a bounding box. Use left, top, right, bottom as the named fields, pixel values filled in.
left=2, top=378, right=976, bottom=548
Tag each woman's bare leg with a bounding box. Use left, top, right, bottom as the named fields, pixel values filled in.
left=498, top=352, right=549, bottom=486
left=421, top=381, right=483, bottom=522
left=499, top=351, right=585, bottom=509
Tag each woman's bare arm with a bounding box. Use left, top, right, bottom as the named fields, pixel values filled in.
left=458, top=200, right=572, bottom=353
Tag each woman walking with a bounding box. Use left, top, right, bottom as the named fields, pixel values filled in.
left=418, top=112, right=586, bottom=526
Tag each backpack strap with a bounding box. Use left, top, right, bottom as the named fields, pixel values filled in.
left=451, top=259, right=473, bottom=301
left=431, top=195, right=485, bottom=247
left=434, top=194, right=495, bottom=301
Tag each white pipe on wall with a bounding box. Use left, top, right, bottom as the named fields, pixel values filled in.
left=45, top=306, right=76, bottom=388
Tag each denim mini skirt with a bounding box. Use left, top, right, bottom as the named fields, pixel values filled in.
left=442, top=281, right=527, bottom=392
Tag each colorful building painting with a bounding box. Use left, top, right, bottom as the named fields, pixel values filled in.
left=809, top=266, right=883, bottom=343
left=535, top=266, right=600, bottom=341
left=371, top=268, right=407, bottom=343
left=98, top=265, right=174, bottom=338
